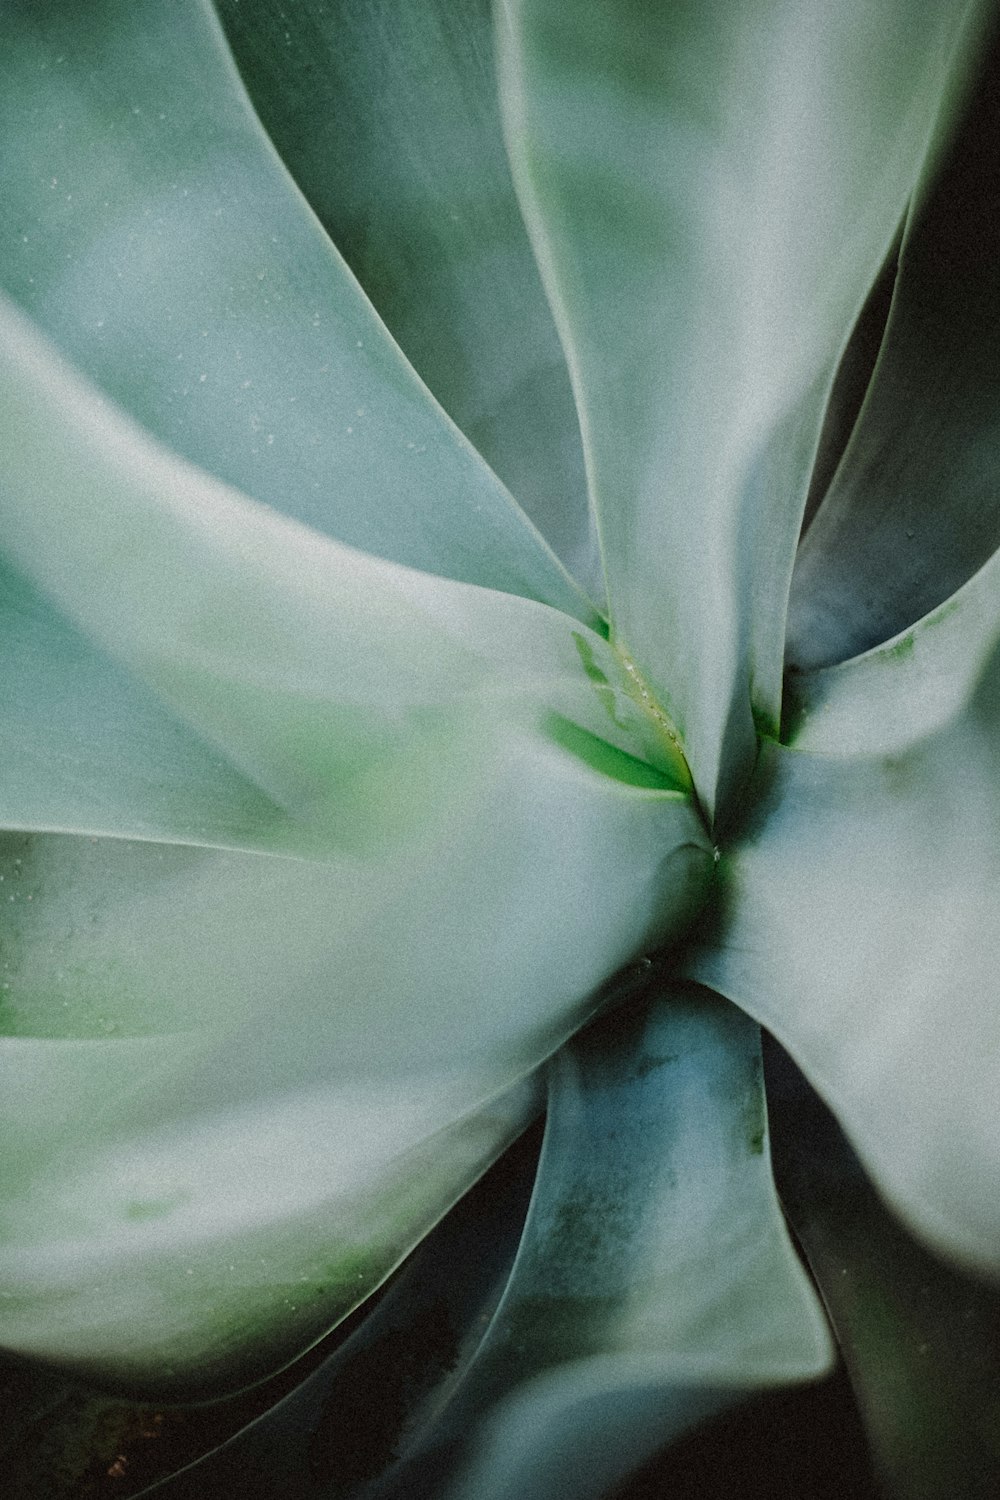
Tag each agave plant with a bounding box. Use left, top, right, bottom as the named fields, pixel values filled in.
left=3, top=0, right=1000, bottom=1495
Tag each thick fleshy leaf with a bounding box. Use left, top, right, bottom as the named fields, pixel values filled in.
left=766, top=1039, right=1000, bottom=1500
left=134, top=1123, right=543, bottom=1498
left=686, top=602, right=1000, bottom=1272
left=497, top=0, right=986, bottom=816
left=0, top=700, right=708, bottom=1390
left=0, top=298, right=690, bottom=840
left=0, top=0, right=592, bottom=621
left=0, top=559, right=293, bottom=849
left=212, top=0, right=601, bottom=599
left=798, top=238, right=900, bottom=538
left=0, top=1018, right=537, bottom=1395
left=0, top=309, right=711, bottom=1389
left=788, top=18, right=1000, bottom=668
left=378, top=984, right=831, bottom=1500
left=781, top=545, right=1000, bottom=759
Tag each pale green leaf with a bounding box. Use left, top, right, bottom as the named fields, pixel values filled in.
left=0, top=560, right=291, bottom=849
left=0, top=715, right=707, bottom=1387
left=390, top=985, right=831, bottom=1500
left=0, top=295, right=711, bottom=1387
left=0, top=1025, right=538, bottom=1395
left=768, top=1041, right=1000, bottom=1500
left=0, top=297, right=690, bottom=834
left=497, top=0, right=985, bottom=816
left=686, top=630, right=1000, bottom=1272
left=0, top=0, right=592, bottom=621
left=782, top=546, right=1000, bottom=760
left=212, top=0, right=602, bottom=601
left=788, top=24, right=1000, bottom=668
left=132, top=1123, right=542, bottom=1497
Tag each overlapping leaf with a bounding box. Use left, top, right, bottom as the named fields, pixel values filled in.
left=0, top=0, right=591, bottom=621
left=0, top=297, right=710, bottom=1389
left=687, top=574, right=1000, bottom=1271
left=212, top=0, right=602, bottom=600
left=788, top=14, right=1000, bottom=667
left=681, top=2, right=1000, bottom=1283
left=7, top=0, right=1000, bottom=1487
left=498, top=0, right=985, bottom=816
left=135, top=989, right=832, bottom=1500
left=382, top=985, right=831, bottom=1500
left=767, top=1041, right=1000, bottom=1500
left=0, top=560, right=287, bottom=849
left=133, top=1118, right=543, bottom=1497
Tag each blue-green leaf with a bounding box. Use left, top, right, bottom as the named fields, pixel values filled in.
left=0, top=0, right=592, bottom=620
left=788, top=22, right=1000, bottom=667
left=767, top=1040, right=1000, bottom=1500
left=687, top=616, right=1000, bottom=1272
left=386, top=984, right=832, bottom=1500
left=132, top=1121, right=542, bottom=1496
left=0, top=560, right=291, bottom=850
left=212, top=0, right=601, bottom=601
left=498, top=0, right=986, bottom=816
left=0, top=304, right=710, bottom=1389
left=0, top=298, right=689, bottom=836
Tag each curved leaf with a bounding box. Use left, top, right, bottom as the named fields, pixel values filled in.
left=788, top=15, right=1000, bottom=668
left=497, top=0, right=985, bottom=816
left=0, top=298, right=690, bottom=840
left=799, top=238, right=901, bottom=538
left=0, top=311, right=711, bottom=1387
left=782, top=544, right=1000, bottom=759
left=0, top=0, right=592, bottom=620
left=212, top=0, right=601, bottom=600
left=687, top=631, right=1000, bottom=1272
left=0, top=808, right=709, bottom=1389
left=0, top=560, right=294, bottom=850
left=132, top=1122, right=543, bottom=1498
left=767, top=1039, right=1000, bottom=1500
left=382, top=984, right=832, bottom=1500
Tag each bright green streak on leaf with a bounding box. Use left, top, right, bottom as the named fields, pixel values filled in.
left=498, top=0, right=979, bottom=818
left=571, top=632, right=632, bottom=730
left=542, top=716, right=678, bottom=791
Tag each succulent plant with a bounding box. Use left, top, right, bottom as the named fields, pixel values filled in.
left=3, top=0, right=1000, bottom=1495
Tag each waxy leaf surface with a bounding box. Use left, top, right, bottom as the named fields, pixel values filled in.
left=689, top=580, right=1000, bottom=1272
left=498, top=0, right=981, bottom=816
left=0, top=0, right=591, bottom=622
left=0, top=297, right=710, bottom=1389
left=788, top=15, right=1000, bottom=668
left=213, top=0, right=602, bottom=600
left=391, top=986, right=831, bottom=1500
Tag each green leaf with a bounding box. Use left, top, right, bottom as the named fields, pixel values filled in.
left=686, top=621, right=1000, bottom=1273
left=387, top=984, right=832, bottom=1500
left=0, top=725, right=707, bottom=1388
left=788, top=19, right=1000, bottom=668
left=0, top=560, right=291, bottom=849
left=0, top=297, right=690, bottom=834
left=132, top=1123, right=542, bottom=1498
left=0, top=0, right=592, bottom=621
left=212, top=0, right=602, bottom=601
left=781, top=547, right=1000, bottom=759
left=497, top=0, right=984, bottom=816
left=0, top=305, right=711, bottom=1389
left=0, top=1021, right=538, bottom=1396
left=767, top=1040, right=1000, bottom=1500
